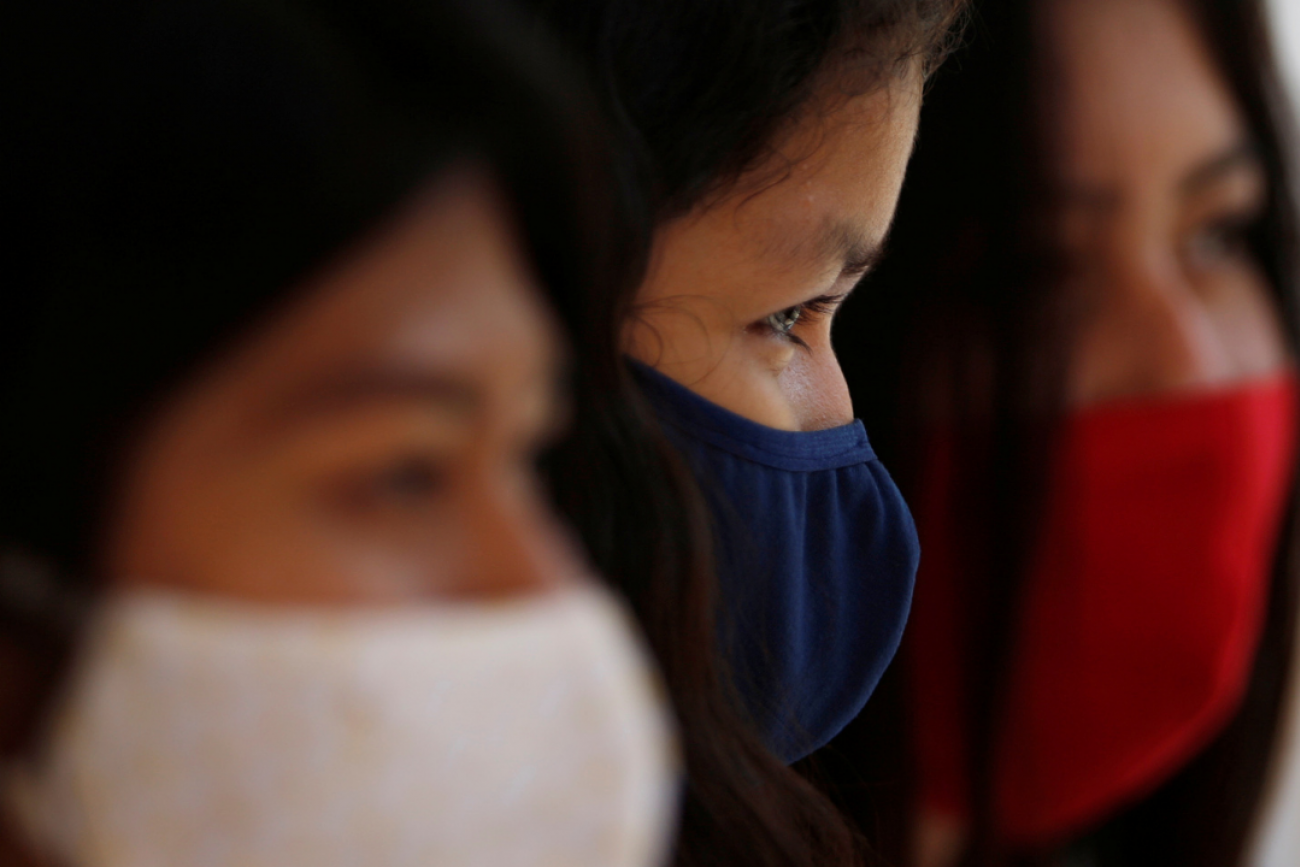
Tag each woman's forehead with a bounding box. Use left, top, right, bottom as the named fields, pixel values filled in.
left=166, top=171, right=562, bottom=446
left=1045, top=0, right=1247, bottom=186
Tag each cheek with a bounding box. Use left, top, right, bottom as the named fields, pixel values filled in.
left=625, top=294, right=740, bottom=372
left=110, top=424, right=448, bottom=605
left=1197, top=267, right=1290, bottom=379
left=111, top=411, right=577, bottom=605
left=338, top=458, right=581, bottom=599
left=1066, top=267, right=1226, bottom=405
left=778, top=345, right=853, bottom=431
left=291, top=456, right=578, bottom=601
left=113, top=456, right=406, bottom=605
left=1068, top=263, right=1289, bottom=406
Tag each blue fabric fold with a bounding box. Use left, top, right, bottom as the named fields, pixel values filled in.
left=631, top=360, right=919, bottom=761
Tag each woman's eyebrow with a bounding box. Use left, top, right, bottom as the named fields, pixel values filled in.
left=263, top=368, right=482, bottom=430
left=841, top=235, right=886, bottom=277
left=789, top=215, right=887, bottom=278
left=1180, top=141, right=1261, bottom=197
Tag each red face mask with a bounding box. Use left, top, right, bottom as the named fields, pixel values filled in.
left=911, top=373, right=1298, bottom=846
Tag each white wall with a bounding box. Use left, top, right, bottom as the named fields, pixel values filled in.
left=1251, top=5, right=1300, bottom=867
left=1270, top=0, right=1300, bottom=105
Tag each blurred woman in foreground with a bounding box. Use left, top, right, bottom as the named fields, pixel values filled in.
left=826, top=0, right=1299, bottom=864
left=0, top=1, right=678, bottom=864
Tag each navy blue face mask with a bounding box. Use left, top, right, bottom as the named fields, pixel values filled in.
left=631, top=360, right=919, bottom=761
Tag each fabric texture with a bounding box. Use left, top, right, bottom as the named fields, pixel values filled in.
left=632, top=360, right=919, bottom=761
left=7, top=585, right=679, bottom=867
left=912, top=373, right=1298, bottom=845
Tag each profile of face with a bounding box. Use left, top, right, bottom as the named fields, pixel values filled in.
left=626, top=65, right=925, bottom=431
left=0, top=168, right=679, bottom=867
left=1047, top=0, right=1289, bottom=402
left=914, top=3, right=1292, bottom=865
left=105, top=169, right=580, bottom=605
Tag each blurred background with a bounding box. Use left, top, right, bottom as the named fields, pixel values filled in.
left=1269, top=0, right=1300, bottom=106
left=1254, top=4, right=1300, bottom=867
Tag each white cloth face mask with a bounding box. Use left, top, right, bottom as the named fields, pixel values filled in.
left=6, top=584, right=679, bottom=867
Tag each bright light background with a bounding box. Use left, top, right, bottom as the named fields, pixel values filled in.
left=1255, top=7, right=1300, bottom=866
left=1270, top=0, right=1300, bottom=106
left=1248, top=6, right=1300, bottom=867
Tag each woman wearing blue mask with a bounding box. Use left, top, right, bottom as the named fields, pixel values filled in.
left=529, top=0, right=966, bottom=764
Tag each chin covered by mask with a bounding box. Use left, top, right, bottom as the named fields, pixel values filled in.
left=912, top=373, right=1298, bottom=845
left=631, top=360, right=920, bottom=762
left=5, top=583, right=679, bottom=867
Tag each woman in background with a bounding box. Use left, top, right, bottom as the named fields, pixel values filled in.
left=824, top=0, right=1299, bottom=865
left=0, top=1, right=678, bottom=864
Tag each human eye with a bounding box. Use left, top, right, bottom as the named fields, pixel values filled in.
left=367, top=455, right=446, bottom=504
left=284, top=409, right=464, bottom=519
left=325, top=450, right=450, bottom=519
left=1182, top=212, right=1257, bottom=274
left=763, top=306, right=804, bottom=339
left=1181, top=163, right=1267, bottom=275
left=756, top=294, right=847, bottom=349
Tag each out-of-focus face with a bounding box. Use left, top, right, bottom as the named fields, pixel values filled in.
left=626, top=65, right=924, bottom=431
left=106, top=169, right=582, bottom=605
left=914, top=5, right=1288, bottom=866
left=1047, top=0, right=1289, bottom=405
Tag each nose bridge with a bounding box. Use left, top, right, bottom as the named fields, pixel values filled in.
left=457, top=460, right=573, bottom=598
left=786, top=343, right=854, bottom=431
left=1101, top=229, right=1223, bottom=393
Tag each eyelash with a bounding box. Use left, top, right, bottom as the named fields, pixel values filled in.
left=760, top=294, right=845, bottom=349
left=1190, top=215, right=1255, bottom=257
left=327, top=454, right=448, bottom=517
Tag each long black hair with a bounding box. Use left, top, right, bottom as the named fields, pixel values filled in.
left=0, top=0, right=633, bottom=767
left=0, top=1, right=960, bottom=865
left=0, top=0, right=627, bottom=571
left=528, top=1, right=964, bottom=865
left=824, top=0, right=1300, bottom=865
left=526, top=0, right=965, bottom=221
left=1, top=1, right=976, bottom=864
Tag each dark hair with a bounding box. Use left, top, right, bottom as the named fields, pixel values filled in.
left=0, top=0, right=630, bottom=747
left=529, top=1, right=963, bottom=865
left=824, top=0, right=1300, bottom=865
left=524, top=0, right=964, bottom=221
left=1, top=1, right=964, bottom=865
left=0, top=0, right=627, bottom=566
